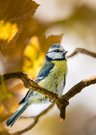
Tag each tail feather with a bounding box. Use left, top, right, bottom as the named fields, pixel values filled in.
left=19, top=90, right=33, bottom=105
left=6, top=102, right=29, bottom=127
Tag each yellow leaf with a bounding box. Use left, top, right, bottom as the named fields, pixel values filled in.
left=0, top=104, right=4, bottom=115
left=23, top=36, right=44, bottom=79
left=0, top=21, right=18, bottom=43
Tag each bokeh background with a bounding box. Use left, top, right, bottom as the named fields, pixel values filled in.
left=0, top=0, right=96, bottom=135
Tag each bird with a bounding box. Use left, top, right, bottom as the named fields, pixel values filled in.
left=6, top=43, right=68, bottom=127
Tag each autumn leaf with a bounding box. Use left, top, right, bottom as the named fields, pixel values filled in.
left=23, top=36, right=45, bottom=79
left=0, top=0, right=39, bottom=21
left=0, top=21, right=18, bottom=44
left=34, top=34, right=63, bottom=53
left=0, top=0, right=39, bottom=58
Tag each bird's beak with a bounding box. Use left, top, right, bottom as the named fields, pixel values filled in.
left=64, top=51, right=68, bottom=54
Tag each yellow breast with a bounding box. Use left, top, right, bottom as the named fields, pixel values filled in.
left=38, top=60, right=68, bottom=95
left=52, top=60, right=68, bottom=75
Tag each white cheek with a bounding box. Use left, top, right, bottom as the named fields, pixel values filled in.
left=47, top=52, right=62, bottom=59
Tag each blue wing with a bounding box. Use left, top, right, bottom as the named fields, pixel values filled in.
left=19, top=61, right=54, bottom=105
left=35, top=61, right=54, bottom=83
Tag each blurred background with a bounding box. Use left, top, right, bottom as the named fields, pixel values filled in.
left=0, top=0, right=96, bottom=135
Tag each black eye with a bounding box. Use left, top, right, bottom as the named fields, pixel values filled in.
left=56, top=49, right=59, bottom=52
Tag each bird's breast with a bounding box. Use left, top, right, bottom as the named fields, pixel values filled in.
left=38, top=60, right=67, bottom=96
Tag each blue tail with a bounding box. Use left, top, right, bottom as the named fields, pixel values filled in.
left=6, top=102, right=29, bottom=127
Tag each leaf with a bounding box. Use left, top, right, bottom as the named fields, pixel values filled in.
left=45, top=34, right=64, bottom=50
left=23, top=36, right=45, bottom=79
left=46, top=35, right=64, bottom=45
left=0, top=17, right=48, bottom=60
left=0, top=0, right=39, bottom=21
left=0, top=104, right=5, bottom=117
left=0, top=21, right=18, bottom=44
left=0, top=0, right=39, bottom=58
left=37, top=34, right=63, bottom=52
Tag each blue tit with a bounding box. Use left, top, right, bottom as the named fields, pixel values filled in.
left=6, top=44, right=68, bottom=127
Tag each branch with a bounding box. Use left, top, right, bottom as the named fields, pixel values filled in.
left=63, top=76, right=96, bottom=100
left=1, top=73, right=96, bottom=125
left=67, top=48, right=96, bottom=58
left=2, top=72, right=58, bottom=102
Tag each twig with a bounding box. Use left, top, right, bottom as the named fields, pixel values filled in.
left=12, top=103, right=54, bottom=135
left=67, top=48, right=96, bottom=58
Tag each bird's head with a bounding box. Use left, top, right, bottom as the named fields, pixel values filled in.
left=46, top=44, right=68, bottom=61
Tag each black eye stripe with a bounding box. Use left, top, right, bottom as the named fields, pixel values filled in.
left=48, top=50, right=63, bottom=53
left=55, top=50, right=63, bottom=52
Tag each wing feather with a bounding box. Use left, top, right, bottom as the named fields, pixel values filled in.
left=19, top=61, right=54, bottom=104
left=36, top=61, right=54, bottom=82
